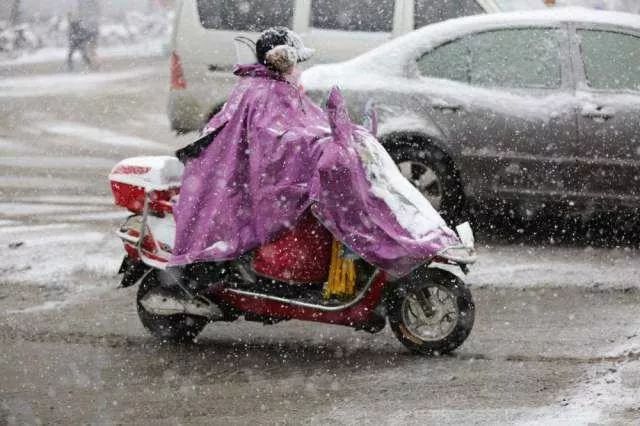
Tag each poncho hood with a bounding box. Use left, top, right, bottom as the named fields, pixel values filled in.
left=233, top=63, right=281, bottom=79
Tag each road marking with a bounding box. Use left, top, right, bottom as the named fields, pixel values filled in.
left=4, top=231, right=105, bottom=246
left=53, top=211, right=129, bottom=222
left=0, top=39, right=165, bottom=67
left=9, top=195, right=113, bottom=205
left=0, top=67, right=158, bottom=97
left=39, top=121, right=168, bottom=151
left=0, top=156, right=115, bottom=169
left=0, top=202, right=105, bottom=216
left=0, top=175, right=84, bottom=189
left=0, top=222, right=77, bottom=234
left=6, top=300, right=66, bottom=314
left=0, top=137, right=40, bottom=154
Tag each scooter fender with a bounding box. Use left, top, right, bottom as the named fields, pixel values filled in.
left=118, top=256, right=150, bottom=288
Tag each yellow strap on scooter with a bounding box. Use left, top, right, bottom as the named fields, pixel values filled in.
left=324, top=239, right=356, bottom=300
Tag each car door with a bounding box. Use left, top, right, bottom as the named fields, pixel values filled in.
left=571, top=24, right=640, bottom=207
left=415, top=26, right=579, bottom=207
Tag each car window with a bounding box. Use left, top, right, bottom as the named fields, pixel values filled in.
left=414, top=0, right=484, bottom=29
left=197, top=0, right=295, bottom=31
left=469, top=28, right=562, bottom=89
left=417, top=38, right=470, bottom=82
left=310, top=0, right=394, bottom=33
left=578, top=29, right=640, bottom=91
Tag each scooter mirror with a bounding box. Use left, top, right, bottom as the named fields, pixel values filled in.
left=363, top=99, right=378, bottom=137
left=456, top=222, right=475, bottom=249
left=233, top=36, right=257, bottom=65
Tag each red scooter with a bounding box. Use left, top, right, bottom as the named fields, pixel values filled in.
left=109, top=156, right=476, bottom=356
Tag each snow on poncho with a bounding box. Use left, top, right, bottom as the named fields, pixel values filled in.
left=170, top=63, right=459, bottom=277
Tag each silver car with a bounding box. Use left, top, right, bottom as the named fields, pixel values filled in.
left=301, top=8, right=640, bottom=217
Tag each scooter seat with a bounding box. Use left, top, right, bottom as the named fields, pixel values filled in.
left=252, top=212, right=333, bottom=284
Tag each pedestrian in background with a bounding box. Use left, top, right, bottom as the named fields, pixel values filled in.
left=67, top=0, right=100, bottom=71
left=67, top=11, right=94, bottom=70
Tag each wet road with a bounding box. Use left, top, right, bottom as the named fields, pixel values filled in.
left=1, top=57, right=639, bottom=425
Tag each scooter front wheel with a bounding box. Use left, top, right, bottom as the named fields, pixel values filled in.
left=387, top=267, right=474, bottom=356
left=136, top=270, right=208, bottom=342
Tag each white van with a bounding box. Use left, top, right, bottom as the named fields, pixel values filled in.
left=168, top=0, right=501, bottom=133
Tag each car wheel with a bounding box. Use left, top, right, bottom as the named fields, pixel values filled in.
left=388, top=143, right=465, bottom=221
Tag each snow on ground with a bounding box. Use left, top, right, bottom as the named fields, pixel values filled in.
left=312, top=406, right=540, bottom=425
left=0, top=67, right=158, bottom=98
left=5, top=230, right=106, bottom=247
left=0, top=38, right=167, bottom=68
left=0, top=137, right=40, bottom=154
left=0, top=221, right=122, bottom=298
left=2, top=198, right=639, bottom=299
left=0, top=156, right=115, bottom=168
left=0, top=196, right=127, bottom=298
left=38, top=121, right=169, bottom=151
left=0, top=198, right=127, bottom=224
left=54, top=211, right=129, bottom=222
left=0, top=176, right=84, bottom=189
left=466, top=244, right=640, bottom=290
left=0, top=212, right=121, bottom=314
left=143, top=113, right=171, bottom=127
left=517, top=331, right=640, bottom=425
left=2, top=215, right=638, bottom=314
left=14, top=195, right=112, bottom=205
left=0, top=202, right=105, bottom=216
left=0, top=223, right=78, bottom=234
left=6, top=300, right=69, bottom=314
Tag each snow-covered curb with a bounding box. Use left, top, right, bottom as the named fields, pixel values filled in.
left=466, top=245, right=640, bottom=290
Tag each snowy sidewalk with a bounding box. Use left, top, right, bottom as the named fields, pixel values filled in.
left=0, top=38, right=167, bottom=68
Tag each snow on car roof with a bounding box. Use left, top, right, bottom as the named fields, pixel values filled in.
left=367, top=7, right=638, bottom=67
left=302, top=6, right=640, bottom=87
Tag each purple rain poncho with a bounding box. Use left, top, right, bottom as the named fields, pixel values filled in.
left=170, top=63, right=460, bottom=277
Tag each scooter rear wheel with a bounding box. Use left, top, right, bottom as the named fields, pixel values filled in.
left=387, top=267, right=474, bottom=356
left=136, top=270, right=208, bottom=342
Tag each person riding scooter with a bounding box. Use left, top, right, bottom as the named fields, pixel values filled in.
left=169, top=27, right=463, bottom=290
left=109, top=27, right=476, bottom=351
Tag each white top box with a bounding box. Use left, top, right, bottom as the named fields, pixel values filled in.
left=109, top=156, right=184, bottom=192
